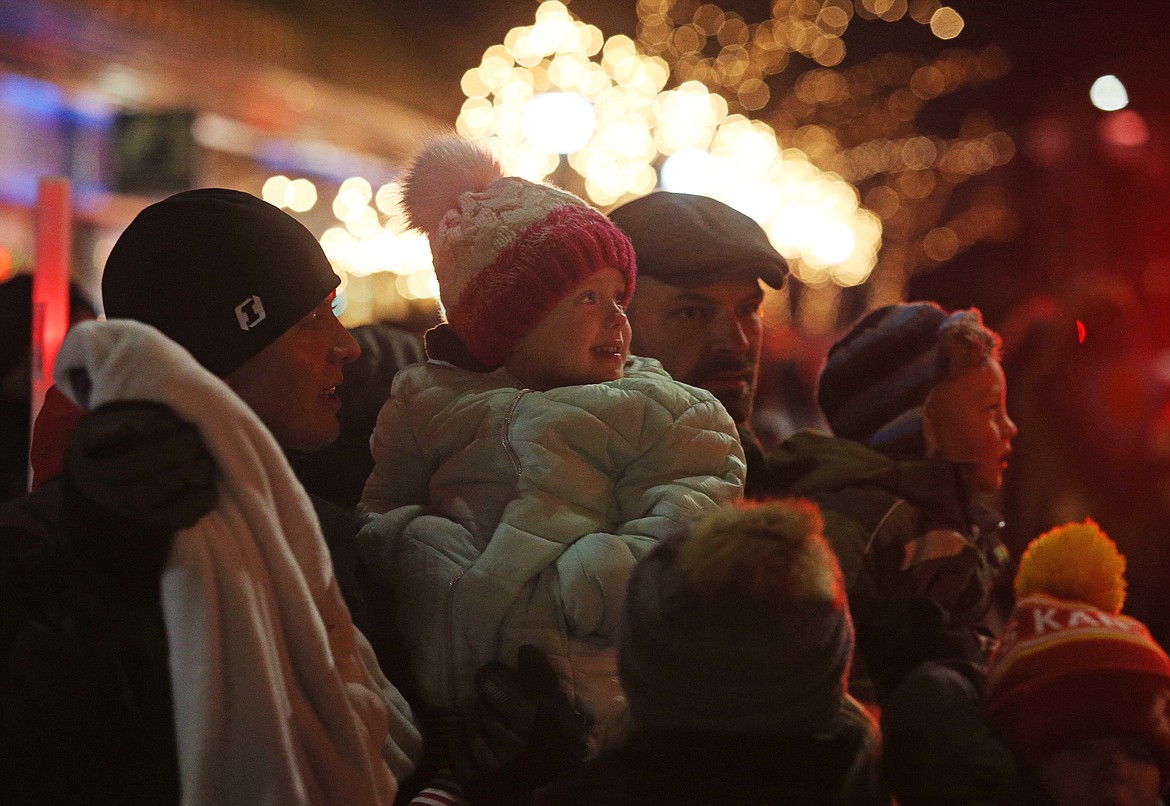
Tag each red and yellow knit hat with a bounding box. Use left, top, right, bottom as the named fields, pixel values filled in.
left=986, top=520, right=1170, bottom=780
left=402, top=136, right=636, bottom=368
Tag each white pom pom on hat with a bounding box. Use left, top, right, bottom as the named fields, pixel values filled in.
left=402, top=136, right=504, bottom=238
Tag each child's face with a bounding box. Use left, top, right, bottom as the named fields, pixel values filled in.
left=1037, top=734, right=1163, bottom=806
left=922, top=357, right=1017, bottom=493
left=505, top=267, right=631, bottom=390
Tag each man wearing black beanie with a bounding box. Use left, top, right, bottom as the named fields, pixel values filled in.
left=0, top=190, right=432, bottom=804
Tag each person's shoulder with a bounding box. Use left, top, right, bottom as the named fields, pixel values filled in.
left=608, top=355, right=725, bottom=410
left=765, top=430, right=893, bottom=482
left=391, top=359, right=518, bottom=402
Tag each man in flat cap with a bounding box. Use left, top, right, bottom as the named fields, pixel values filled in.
left=609, top=191, right=788, bottom=496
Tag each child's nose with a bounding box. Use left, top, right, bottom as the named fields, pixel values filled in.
left=1002, top=412, right=1018, bottom=440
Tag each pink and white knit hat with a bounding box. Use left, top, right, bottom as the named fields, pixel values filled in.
left=402, top=136, right=636, bottom=368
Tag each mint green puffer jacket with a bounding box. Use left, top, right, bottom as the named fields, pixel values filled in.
left=357, top=356, right=745, bottom=714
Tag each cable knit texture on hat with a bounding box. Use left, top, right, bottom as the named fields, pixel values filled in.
left=403, top=135, right=635, bottom=368
left=986, top=520, right=1170, bottom=779
left=101, top=189, right=339, bottom=379
left=619, top=499, right=854, bottom=735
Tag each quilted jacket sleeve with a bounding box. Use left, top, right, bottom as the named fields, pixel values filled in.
left=358, top=379, right=433, bottom=518
left=555, top=391, right=745, bottom=637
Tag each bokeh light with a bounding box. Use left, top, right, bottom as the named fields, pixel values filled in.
left=1090, top=74, right=1129, bottom=112
left=456, top=0, right=883, bottom=287
left=521, top=91, right=597, bottom=153
left=635, top=0, right=1015, bottom=301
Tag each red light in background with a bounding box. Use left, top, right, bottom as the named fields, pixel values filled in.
left=1099, top=109, right=1150, bottom=148
left=32, top=178, right=71, bottom=423
left=1077, top=319, right=1086, bottom=343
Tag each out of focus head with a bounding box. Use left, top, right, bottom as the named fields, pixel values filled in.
left=401, top=135, right=636, bottom=389
left=619, top=499, right=860, bottom=737
left=987, top=520, right=1170, bottom=805
left=610, top=192, right=788, bottom=426
left=817, top=301, right=1016, bottom=492
left=101, top=188, right=359, bottom=451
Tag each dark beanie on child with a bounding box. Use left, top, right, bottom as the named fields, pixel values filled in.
left=102, top=188, right=340, bottom=378
left=619, top=500, right=854, bottom=735
left=817, top=302, right=954, bottom=456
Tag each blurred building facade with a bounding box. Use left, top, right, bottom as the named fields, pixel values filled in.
left=0, top=0, right=447, bottom=326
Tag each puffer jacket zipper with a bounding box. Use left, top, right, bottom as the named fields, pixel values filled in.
left=443, top=387, right=531, bottom=705
left=500, top=389, right=531, bottom=478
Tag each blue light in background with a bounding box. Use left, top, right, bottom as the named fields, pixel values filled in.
left=0, top=74, right=65, bottom=118
left=0, top=74, right=117, bottom=209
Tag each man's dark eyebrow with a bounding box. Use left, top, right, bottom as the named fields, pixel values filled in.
left=669, top=290, right=718, bottom=304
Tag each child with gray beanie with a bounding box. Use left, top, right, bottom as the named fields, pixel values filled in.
left=536, top=499, right=883, bottom=805
left=763, top=301, right=1017, bottom=702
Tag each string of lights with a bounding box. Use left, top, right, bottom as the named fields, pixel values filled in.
left=265, top=0, right=1016, bottom=329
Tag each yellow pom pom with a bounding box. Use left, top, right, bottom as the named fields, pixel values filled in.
left=1014, top=519, right=1126, bottom=614
left=677, top=499, right=843, bottom=614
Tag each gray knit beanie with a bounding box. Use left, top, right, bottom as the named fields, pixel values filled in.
left=818, top=302, right=984, bottom=457
left=619, top=500, right=854, bottom=735
left=102, top=188, right=340, bottom=378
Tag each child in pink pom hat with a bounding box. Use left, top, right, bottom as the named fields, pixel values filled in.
left=357, top=136, right=745, bottom=736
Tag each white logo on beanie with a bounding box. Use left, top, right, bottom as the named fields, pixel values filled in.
left=235, top=295, right=266, bottom=330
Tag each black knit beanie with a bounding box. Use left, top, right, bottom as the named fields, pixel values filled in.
left=101, top=188, right=340, bottom=378
left=817, top=302, right=955, bottom=457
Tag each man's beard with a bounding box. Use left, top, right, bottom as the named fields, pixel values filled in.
left=687, top=356, right=757, bottom=426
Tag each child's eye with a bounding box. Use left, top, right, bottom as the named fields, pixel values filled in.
left=579, top=291, right=597, bottom=304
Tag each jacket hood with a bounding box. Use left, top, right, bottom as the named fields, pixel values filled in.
left=765, top=430, right=972, bottom=526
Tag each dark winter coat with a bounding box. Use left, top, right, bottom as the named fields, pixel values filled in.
left=757, top=430, right=1009, bottom=698
left=0, top=471, right=373, bottom=805
left=533, top=711, right=885, bottom=806
left=882, top=660, right=1039, bottom=806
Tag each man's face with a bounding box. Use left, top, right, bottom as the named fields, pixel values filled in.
left=226, top=295, right=360, bottom=453
left=627, top=275, right=764, bottom=425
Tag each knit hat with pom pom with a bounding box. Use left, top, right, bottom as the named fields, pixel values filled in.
left=986, top=519, right=1170, bottom=780
left=817, top=302, right=999, bottom=458
left=619, top=499, right=855, bottom=734
left=402, top=136, right=636, bottom=368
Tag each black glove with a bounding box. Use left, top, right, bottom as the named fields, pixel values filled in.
left=60, top=400, right=217, bottom=600
left=445, top=644, right=589, bottom=805
left=66, top=400, right=217, bottom=533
